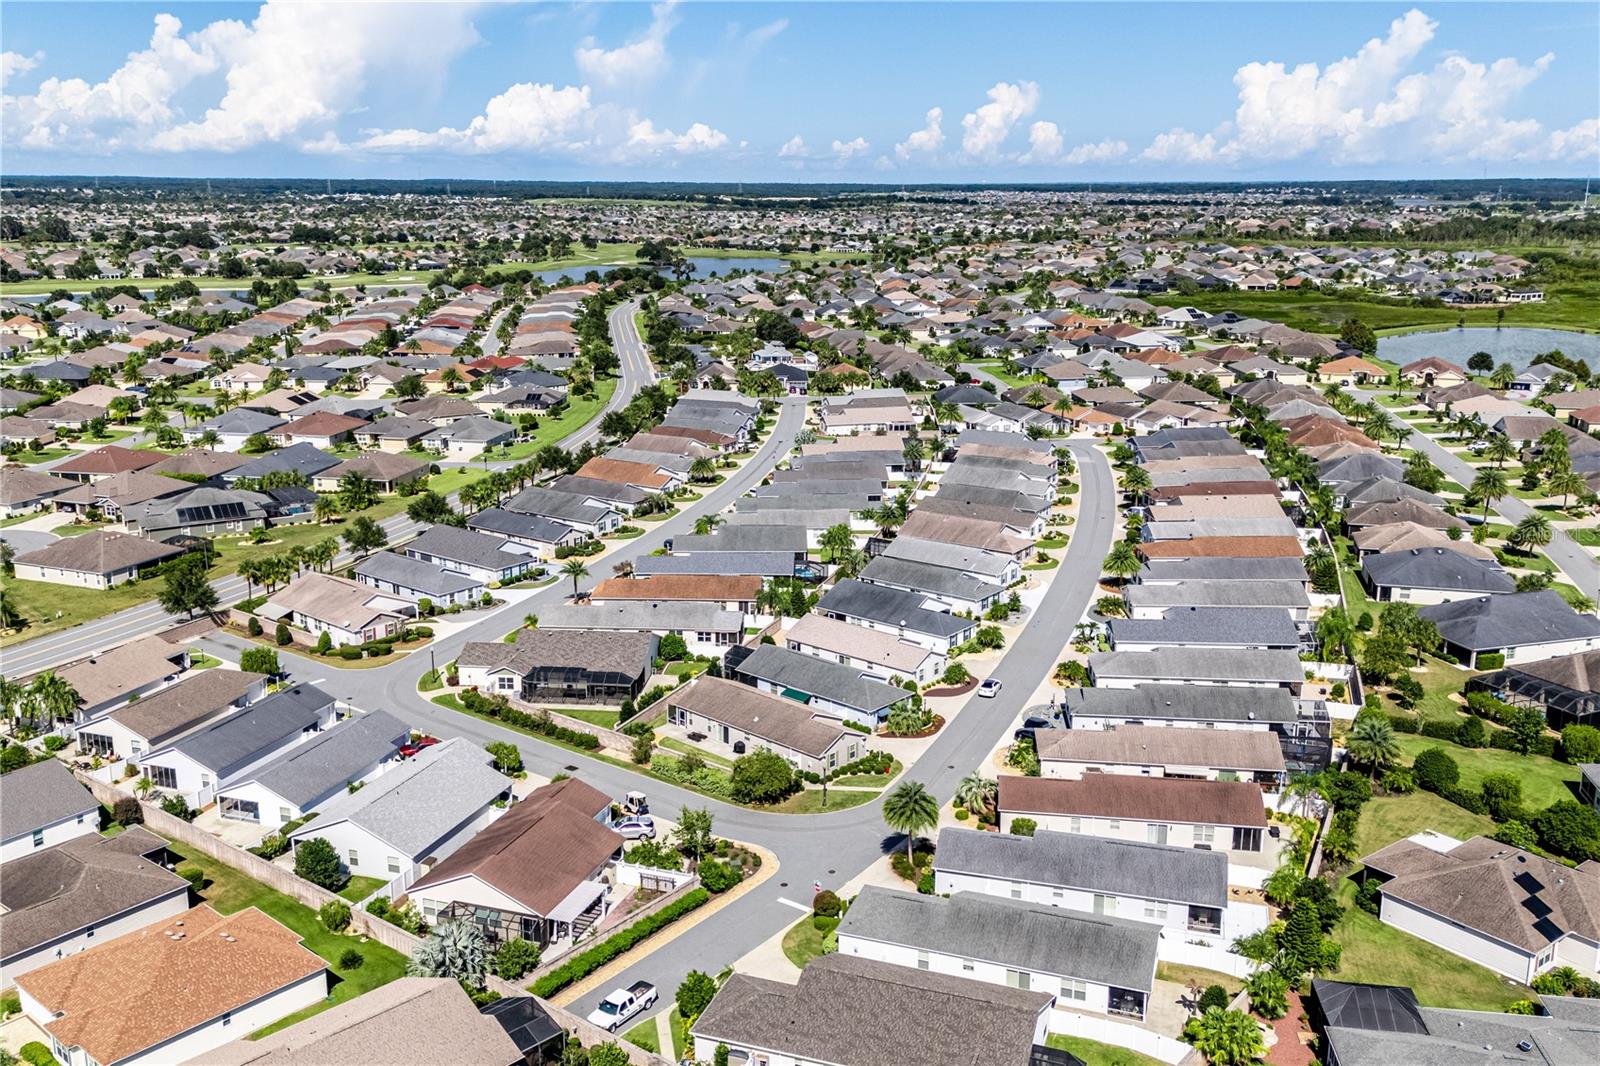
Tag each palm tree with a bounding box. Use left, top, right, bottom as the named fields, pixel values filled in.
left=953, top=772, right=998, bottom=820
left=1490, top=363, right=1517, bottom=391
left=689, top=456, right=717, bottom=484
left=313, top=495, right=340, bottom=525
left=1509, top=513, right=1553, bottom=555
left=1469, top=466, right=1509, bottom=521
left=693, top=513, right=724, bottom=536
left=882, top=780, right=940, bottom=860
left=1315, top=606, right=1354, bottom=663
left=561, top=559, right=590, bottom=600
left=237, top=558, right=263, bottom=602
left=901, top=436, right=925, bottom=472
left=1187, top=1007, right=1266, bottom=1066
left=1485, top=434, right=1517, bottom=468
left=1102, top=541, right=1142, bottom=584
left=1346, top=715, right=1400, bottom=776
left=1118, top=465, right=1151, bottom=495
left=28, top=671, right=81, bottom=726
left=1544, top=470, right=1587, bottom=510
left=311, top=537, right=339, bottom=573
left=819, top=523, right=855, bottom=564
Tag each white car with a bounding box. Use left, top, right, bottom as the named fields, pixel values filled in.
left=977, top=678, right=1002, bottom=698
left=615, top=816, right=656, bottom=840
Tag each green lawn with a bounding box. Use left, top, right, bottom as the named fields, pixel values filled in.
left=658, top=737, right=732, bottom=767
left=1394, top=735, right=1581, bottom=810
left=665, top=660, right=710, bottom=679
left=1333, top=877, right=1527, bottom=1010
left=1354, top=790, right=1495, bottom=856
left=967, top=360, right=1034, bottom=389
left=766, top=787, right=878, bottom=813
left=337, top=875, right=387, bottom=903
left=1044, top=1035, right=1166, bottom=1066
left=492, top=377, right=617, bottom=460
left=781, top=914, right=837, bottom=969
left=8, top=446, right=74, bottom=464
left=1154, top=962, right=1243, bottom=998
left=164, top=839, right=409, bottom=1037
left=189, top=652, right=222, bottom=670
left=555, top=707, right=621, bottom=728
left=623, top=1008, right=687, bottom=1059
left=1206, top=282, right=1600, bottom=335
left=0, top=576, right=166, bottom=648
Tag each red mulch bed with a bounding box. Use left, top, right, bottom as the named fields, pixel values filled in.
left=1265, top=990, right=1316, bottom=1066
left=879, top=714, right=946, bottom=740
left=924, top=678, right=978, bottom=697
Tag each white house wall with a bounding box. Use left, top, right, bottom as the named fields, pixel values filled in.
left=1, top=810, right=98, bottom=865
left=1377, top=895, right=1541, bottom=983
left=0, top=888, right=190, bottom=987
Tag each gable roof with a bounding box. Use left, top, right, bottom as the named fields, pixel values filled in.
left=1419, top=590, right=1600, bottom=651
left=104, top=670, right=266, bottom=746
left=1361, top=548, right=1514, bottom=595
left=1036, top=723, right=1285, bottom=773
left=999, top=775, right=1268, bottom=828
left=456, top=628, right=655, bottom=680
left=735, top=644, right=909, bottom=716
left=0, top=757, right=97, bottom=842
left=231, top=711, right=408, bottom=809
left=16, top=530, right=185, bottom=576
left=668, top=677, right=850, bottom=758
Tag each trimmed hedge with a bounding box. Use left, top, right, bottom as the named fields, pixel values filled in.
left=457, top=688, right=601, bottom=751
left=1476, top=652, right=1506, bottom=670
left=530, top=888, right=710, bottom=997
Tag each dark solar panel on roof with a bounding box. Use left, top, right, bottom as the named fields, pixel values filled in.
left=1533, top=916, right=1565, bottom=943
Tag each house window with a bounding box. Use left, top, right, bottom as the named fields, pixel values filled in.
left=348, top=848, right=359, bottom=867
left=1005, top=969, right=1031, bottom=990
left=1147, top=823, right=1169, bottom=845
left=1061, top=978, right=1088, bottom=1003
left=77, top=813, right=86, bottom=824
left=86, top=923, right=95, bottom=939
left=1093, top=894, right=1116, bottom=916
left=1010, top=884, right=1024, bottom=900
left=32, top=829, right=44, bottom=848
left=916, top=950, right=929, bottom=970
left=1107, top=820, right=1120, bottom=831
left=387, top=856, right=401, bottom=875
left=146, top=766, right=178, bottom=790
left=1194, top=825, right=1217, bottom=848
left=1144, top=901, right=1169, bottom=921
left=280, top=807, right=292, bottom=823
left=961, top=960, right=975, bottom=972
left=222, top=1011, right=232, bottom=1027
left=1232, top=827, right=1263, bottom=852
left=1068, top=817, right=1082, bottom=833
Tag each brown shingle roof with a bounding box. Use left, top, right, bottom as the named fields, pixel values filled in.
left=591, top=574, right=761, bottom=603
left=15, top=530, right=186, bottom=575
left=576, top=456, right=673, bottom=489
left=668, top=676, right=849, bottom=759
left=999, top=775, right=1268, bottom=828
left=106, top=669, right=265, bottom=745
left=410, top=779, right=622, bottom=916
left=274, top=411, right=367, bottom=437
left=51, top=634, right=185, bottom=710
left=52, top=444, right=163, bottom=476
left=1035, top=724, right=1285, bottom=773
left=1137, top=536, right=1305, bottom=559
left=15, top=904, right=325, bottom=1066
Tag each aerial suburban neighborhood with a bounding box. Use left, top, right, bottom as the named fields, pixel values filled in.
left=1, top=3, right=1599, bottom=1066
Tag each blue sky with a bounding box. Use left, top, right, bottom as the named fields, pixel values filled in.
left=2, top=2, right=1596, bottom=180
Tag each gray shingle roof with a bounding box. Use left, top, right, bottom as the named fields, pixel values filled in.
left=0, top=758, right=97, bottom=842
left=1109, top=606, right=1301, bottom=648
left=466, top=508, right=581, bottom=546
left=503, top=485, right=619, bottom=525
left=1361, top=548, right=1514, bottom=595
left=670, top=525, right=807, bottom=554
left=818, top=579, right=976, bottom=640
left=1066, top=683, right=1297, bottom=724
left=538, top=600, right=742, bottom=634
left=668, top=677, right=848, bottom=758
left=934, top=826, right=1228, bottom=907
left=736, top=644, right=909, bottom=716
left=104, top=670, right=267, bottom=746
left=1139, top=557, right=1309, bottom=583
left=859, top=556, right=998, bottom=603
left=692, top=953, right=1050, bottom=1066
left=352, top=553, right=482, bottom=597
left=457, top=629, right=655, bottom=682
left=404, top=525, right=531, bottom=571
left=1089, top=647, right=1306, bottom=684
left=232, top=710, right=409, bottom=809
left=881, top=536, right=1014, bottom=581
left=292, top=738, right=510, bottom=858
left=165, top=684, right=335, bottom=776
left=634, top=551, right=795, bottom=578
left=1419, top=590, right=1600, bottom=651
left=841, top=886, right=1159, bottom=992
left=1124, top=579, right=1311, bottom=611
left=229, top=443, right=341, bottom=481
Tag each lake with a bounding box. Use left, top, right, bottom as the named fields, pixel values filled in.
left=1378, top=327, right=1600, bottom=372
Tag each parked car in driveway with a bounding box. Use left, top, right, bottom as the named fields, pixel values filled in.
left=614, top=815, right=656, bottom=840
left=1014, top=715, right=1057, bottom=741
left=399, top=735, right=439, bottom=758
left=588, top=981, right=657, bottom=1031
left=977, top=678, right=1002, bottom=698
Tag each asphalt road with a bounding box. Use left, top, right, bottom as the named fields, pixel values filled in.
left=0, top=298, right=650, bottom=677
left=221, top=431, right=1115, bottom=1018
left=1353, top=388, right=1599, bottom=604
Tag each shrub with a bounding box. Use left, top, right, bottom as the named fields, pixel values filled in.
left=319, top=899, right=352, bottom=933
left=940, top=662, right=971, bottom=686
left=658, top=633, right=688, bottom=661
left=239, top=647, right=280, bottom=676
left=1412, top=747, right=1460, bottom=794
left=1009, top=817, right=1038, bottom=837
left=699, top=858, right=742, bottom=893
left=1386, top=714, right=1419, bottom=734
left=485, top=741, right=523, bottom=774
left=1561, top=724, right=1600, bottom=764
left=456, top=689, right=603, bottom=750
left=315, top=630, right=334, bottom=655
left=494, top=938, right=541, bottom=981
left=729, top=749, right=798, bottom=804
left=530, top=889, right=710, bottom=997
left=1380, top=768, right=1416, bottom=794
left=180, top=867, right=205, bottom=888
left=338, top=948, right=365, bottom=970
left=813, top=889, right=842, bottom=917
left=1391, top=675, right=1424, bottom=708
left=42, top=734, right=68, bottom=753
left=160, top=794, right=195, bottom=821
left=626, top=838, right=684, bottom=871
left=1480, top=772, right=1525, bottom=823
left=954, top=807, right=970, bottom=820
left=1493, top=820, right=1539, bottom=850
left=631, top=732, right=654, bottom=766
left=1322, top=771, right=1372, bottom=811
left=254, top=833, right=289, bottom=859
left=383, top=900, right=424, bottom=934
left=1456, top=715, right=1486, bottom=748
left=274, top=621, right=292, bottom=646
left=1420, top=718, right=1460, bottom=741
left=676, top=970, right=719, bottom=1022
left=19, top=1043, right=56, bottom=1066
left=247, top=615, right=263, bottom=637
left=294, top=837, right=349, bottom=891
left=338, top=645, right=362, bottom=661
left=1533, top=801, right=1600, bottom=863
left=1198, top=985, right=1231, bottom=1013
left=111, top=796, right=142, bottom=825
left=1476, top=652, right=1505, bottom=670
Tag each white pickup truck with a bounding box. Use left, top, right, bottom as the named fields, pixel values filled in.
left=587, top=981, right=658, bottom=1032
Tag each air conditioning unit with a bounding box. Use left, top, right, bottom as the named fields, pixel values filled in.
left=732, top=740, right=746, bottom=755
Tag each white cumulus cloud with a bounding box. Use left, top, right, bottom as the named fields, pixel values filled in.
left=355, top=82, right=594, bottom=154
left=832, top=136, right=869, bottom=159
left=1020, top=120, right=1063, bottom=162
left=1141, top=128, right=1220, bottom=163
left=1064, top=138, right=1129, bottom=165
left=960, top=80, right=1038, bottom=157
left=894, top=107, right=944, bottom=159
left=575, top=2, right=678, bottom=89
left=1, top=50, right=43, bottom=88
left=778, top=134, right=807, bottom=157
left=626, top=118, right=728, bottom=155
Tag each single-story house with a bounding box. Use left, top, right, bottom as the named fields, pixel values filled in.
left=1419, top=590, right=1600, bottom=667
left=536, top=601, right=741, bottom=659
left=75, top=670, right=269, bottom=763
left=14, top=904, right=326, bottom=1066
left=456, top=629, right=656, bottom=705
left=664, top=676, right=866, bottom=777
left=287, top=739, right=512, bottom=882
left=310, top=453, right=429, bottom=494
left=52, top=635, right=189, bottom=723
left=0, top=468, right=76, bottom=518
left=353, top=552, right=485, bottom=608
left=1359, top=548, right=1515, bottom=604
left=0, top=759, right=99, bottom=864
left=1360, top=834, right=1600, bottom=984
left=1035, top=724, right=1286, bottom=787
left=401, top=526, right=535, bottom=585
left=784, top=612, right=945, bottom=686
left=816, top=579, right=978, bottom=654
left=734, top=643, right=913, bottom=730
left=410, top=778, right=623, bottom=947
left=13, top=531, right=186, bottom=589
left=257, top=572, right=416, bottom=646
left=464, top=508, right=587, bottom=560
left=838, top=885, right=1159, bottom=1022
left=0, top=827, right=189, bottom=987
left=502, top=485, right=621, bottom=538
left=1087, top=647, right=1306, bottom=693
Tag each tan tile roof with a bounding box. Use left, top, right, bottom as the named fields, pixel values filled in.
left=1137, top=536, right=1305, bottom=559
left=265, top=572, right=404, bottom=631
left=52, top=634, right=185, bottom=709
left=16, top=904, right=325, bottom=1066
left=1036, top=724, right=1284, bottom=773
left=784, top=614, right=937, bottom=675
left=52, top=444, right=163, bottom=476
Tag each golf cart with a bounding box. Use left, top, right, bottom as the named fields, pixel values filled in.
left=622, top=790, right=650, bottom=817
